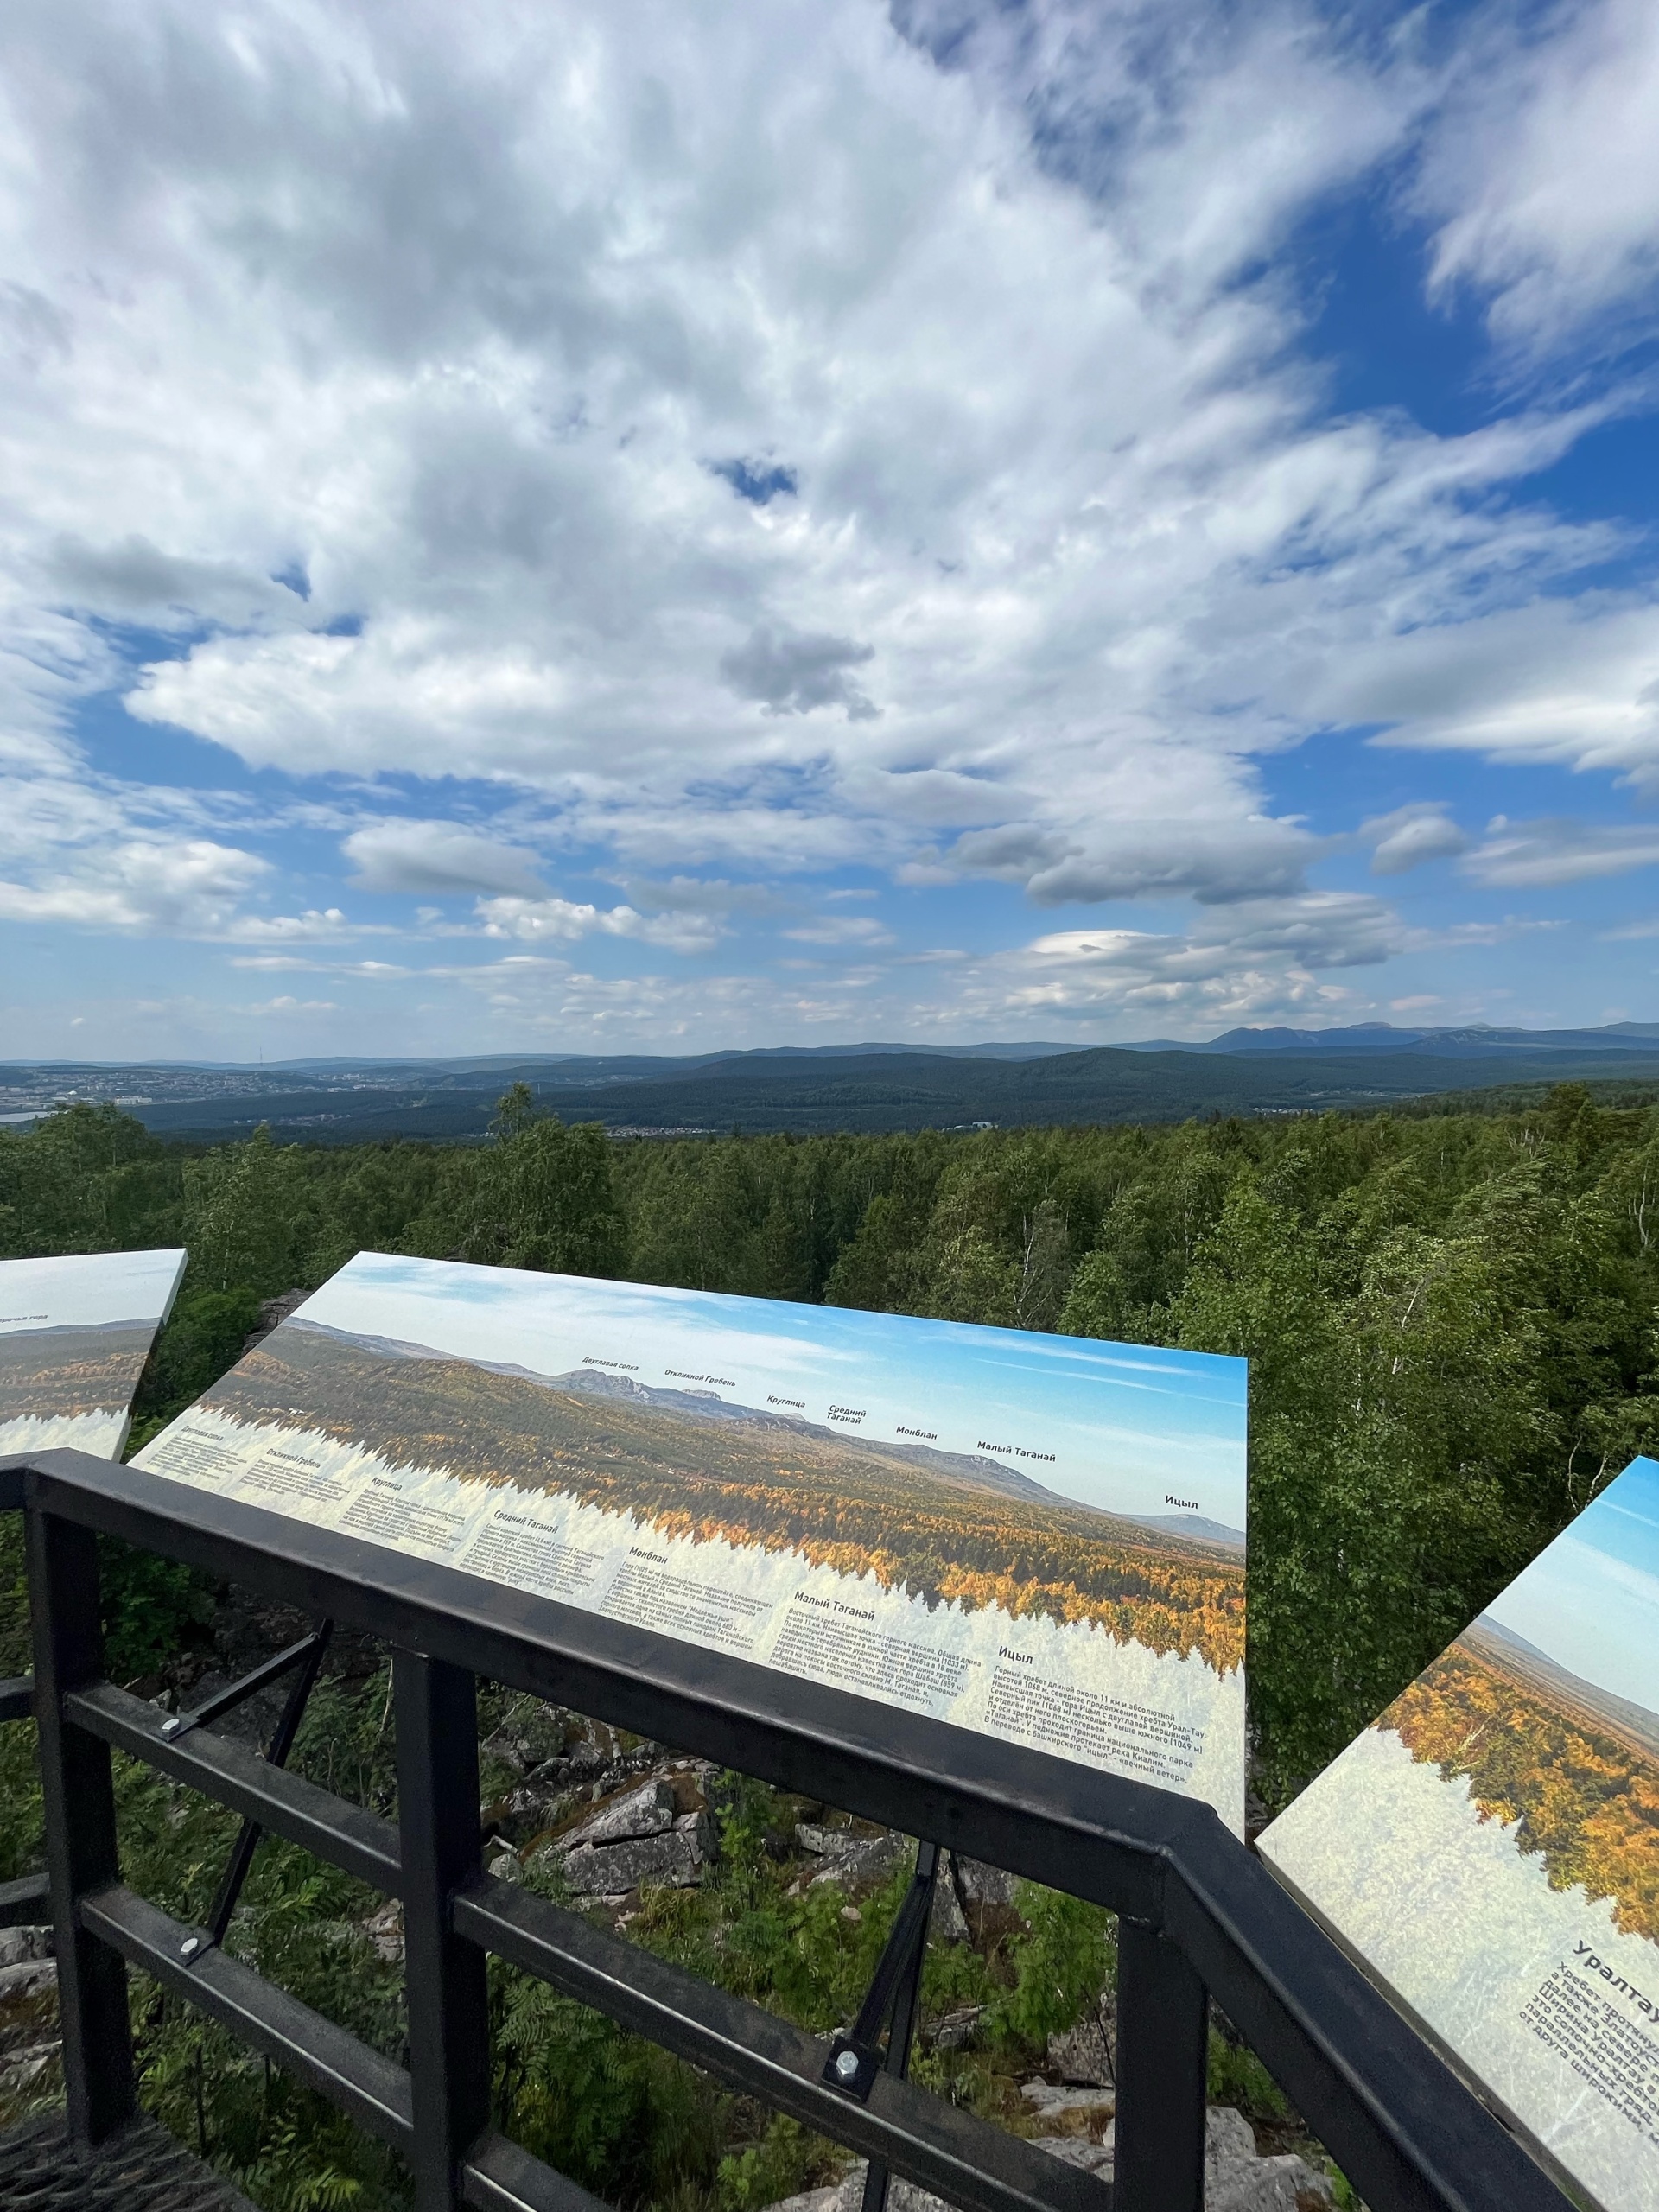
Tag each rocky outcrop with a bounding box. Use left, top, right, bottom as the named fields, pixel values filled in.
left=0, top=1925, right=59, bottom=2120
left=521, top=1765, right=720, bottom=1899
left=760, top=2108, right=1333, bottom=2212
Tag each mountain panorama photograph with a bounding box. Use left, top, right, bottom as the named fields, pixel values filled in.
left=4, top=3, right=1659, bottom=2212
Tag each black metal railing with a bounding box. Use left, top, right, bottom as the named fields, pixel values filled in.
left=0, top=1447, right=1573, bottom=2212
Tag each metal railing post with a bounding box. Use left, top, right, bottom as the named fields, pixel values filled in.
left=394, top=1649, right=491, bottom=2212
left=25, top=1505, right=137, bottom=2145
left=1114, top=1916, right=1207, bottom=2212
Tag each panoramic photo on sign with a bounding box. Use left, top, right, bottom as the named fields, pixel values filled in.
left=0, top=1248, right=186, bottom=1461
left=134, top=1251, right=1248, bottom=1826
left=1260, top=1456, right=1659, bottom=2212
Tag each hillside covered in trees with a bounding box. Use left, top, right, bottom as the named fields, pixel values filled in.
left=3, top=1078, right=1656, bottom=1799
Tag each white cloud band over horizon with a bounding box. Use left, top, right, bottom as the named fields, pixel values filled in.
left=5, top=0, right=1659, bottom=1058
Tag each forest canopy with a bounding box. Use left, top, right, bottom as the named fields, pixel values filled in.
left=4, top=1077, right=1656, bottom=1802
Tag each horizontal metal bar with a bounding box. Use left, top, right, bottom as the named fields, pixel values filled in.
left=163, top=1630, right=325, bottom=1739
left=66, top=1681, right=403, bottom=1898
left=0, top=1872, right=49, bottom=1928
left=79, top=1881, right=413, bottom=2152
left=454, top=1872, right=1107, bottom=2212
left=17, top=1450, right=1576, bottom=2212
left=462, top=2129, right=614, bottom=2212
left=0, top=1675, right=32, bottom=1725
left=20, top=1451, right=1170, bottom=1918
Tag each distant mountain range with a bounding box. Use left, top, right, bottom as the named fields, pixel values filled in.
left=1465, top=1614, right=1659, bottom=1760
left=9, top=1018, right=1659, bottom=1142
left=277, top=1314, right=1245, bottom=1547
left=1117, top=1510, right=1246, bottom=1552
left=283, top=1315, right=1065, bottom=1504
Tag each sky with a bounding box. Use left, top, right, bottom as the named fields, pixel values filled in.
left=1485, top=1454, right=1659, bottom=1718
left=6, top=1, right=1659, bottom=1060
left=299, top=1251, right=1249, bottom=1525
left=0, top=1247, right=186, bottom=1332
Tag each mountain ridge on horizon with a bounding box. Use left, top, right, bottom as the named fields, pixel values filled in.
left=10, top=1015, right=1659, bottom=1077
left=266, top=1313, right=1248, bottom=1550
left=10, top=1019, right=1659, bottom=1145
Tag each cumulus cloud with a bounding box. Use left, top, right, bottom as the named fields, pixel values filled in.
left=475, top=894, right=721, bottom=954
left=0, top=839, right=271, bottom=935
left=720, top=628, right=880, bottom=721
left=344, top=819, right=546, bottom=896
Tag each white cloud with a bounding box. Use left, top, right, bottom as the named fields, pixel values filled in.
left=1464, top=817, right=1659, bottom=889
left=1304, top=598, right=1659, bottom=791
left=2, top=0, right=1578, bottom=907
left=0, top=0, right=1656, bottom=1053
left=475, top=893, right=721, bottom=954
left=0, top=838, right=271, bottom=934
left=784, top=913, right=896, bottom=946
left=1416, top=0, right=1659, bottom=354
left=1363, top=804, right=1469, bottom=875
left=344, top=818, right=546, bottom=896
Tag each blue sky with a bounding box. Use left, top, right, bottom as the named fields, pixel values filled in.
left=1486, top=1455, right=1659, bottom=1719
left=7, top=0, right=1659, bottom=1058
left=301, top=1251, right=1249, bottom=1527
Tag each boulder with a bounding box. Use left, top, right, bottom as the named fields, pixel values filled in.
left=797, top=1822, right=859, bottom=1857
left=809, top=1832, right=912, bottom=1891
left=562, top=1777, right=677, bottom=1850
left=1206, top=2107, right=1334, bottom=2212
left=929, top=2005, right=983, bottom=2053
left=562, top=1828, right=705, bottom=1895
left=1020, top=2078, right=1115, bottom=2126
left=950, top=1855, right=1027, bottom=1946
left=1047, top=2010, right=1115, bottom=2088
left=952, top=1859, right=1018, bottom=1909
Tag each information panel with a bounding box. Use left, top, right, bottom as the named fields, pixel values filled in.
left=1260, top=1457, right=1659, bottom=2212
left=134, top=1252, right=1248, bottom=1826
left=1, top=1248, right=187, bottom=1461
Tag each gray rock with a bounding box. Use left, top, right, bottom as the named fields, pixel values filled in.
left=797, top=1822, right=858, bottom=1856
left=562, top=1777, right=677, bottom=1851
left=1047, top=2010, right=1115, bottom=2087
left=1020, top=2079, right=1115, bottom=2123
left=930, top=1867, right=970, bottom=1944
left=0, top=1928, right=51, bottom=1970
left=809, top=1833, right=912, bottom=1890
left=675, top=1807, right=721, bottom=1860
left=1029, top=2137, right=1114, bottom=2174
left=1206, top=2107, right=1334, bottom=2212
left=953, top=1858, right=1019, bottom=1909
left=360, top=1900, right=405, bottom=1964
left=562, top=1829, right=704, bottom=1895
left=930, top=2005, right=983, bottom=2052
left=0, top=1961, right=56, bottom=2007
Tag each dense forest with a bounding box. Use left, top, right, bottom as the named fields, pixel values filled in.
left=1389, top=1636, right=1659, bottom=1945
left=4, top=1077, right=1655, bottom=1796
